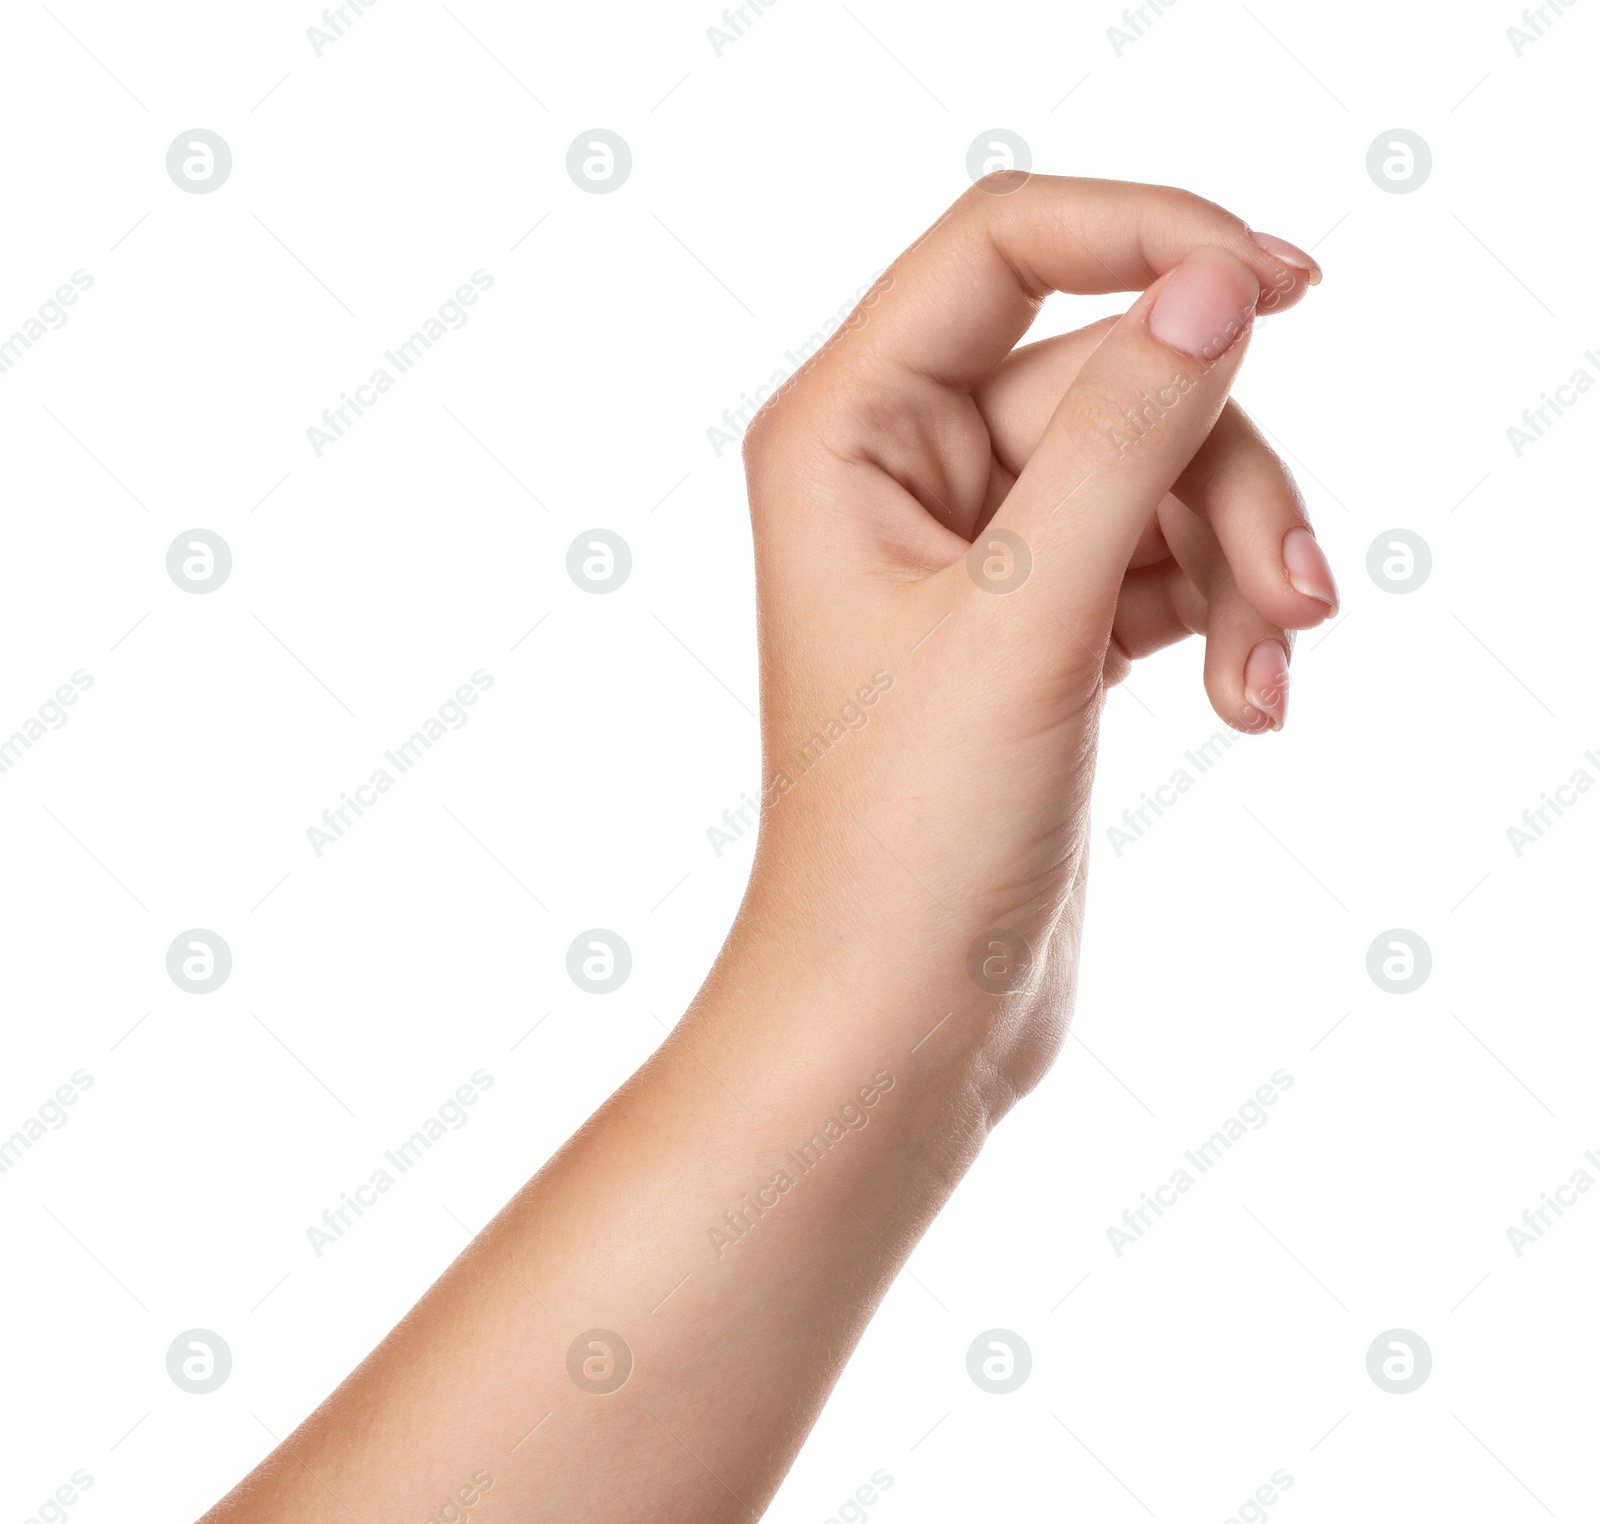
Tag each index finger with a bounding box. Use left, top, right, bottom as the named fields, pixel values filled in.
left=841, top=174, right=1319, bottom=390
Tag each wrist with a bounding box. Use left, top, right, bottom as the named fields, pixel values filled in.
left=691, top=870, right=1069, bottom=1129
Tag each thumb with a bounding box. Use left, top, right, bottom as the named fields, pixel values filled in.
left=977, top=246, right=1262, bottom=634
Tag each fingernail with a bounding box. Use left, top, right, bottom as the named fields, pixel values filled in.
left=1282, top=526, right=1339, bottom=614
left=1238, top=705, right=1274, bottom=734
left=1249, top=231, right=1322, bottom=285
left=1148, top=248, right=1260, bottom=362
left=1244, top=639, right=1290, bottom=731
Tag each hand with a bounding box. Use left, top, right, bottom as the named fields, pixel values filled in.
left=737, top=174, right=1337, bottom=1103
left=203, top=173, right=1340, bottom=1524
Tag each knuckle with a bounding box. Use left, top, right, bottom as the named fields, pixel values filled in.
left=1060, top=374, right=1191, bottom=472
left=740, top=372, right=812, bottom=470
left=740, top=398, right=780, bottom=468
left=969, top=168, right=1031, bottom=199
left=1060, top=384, right=1131, bottom=458
left=739, top=381, right=837, bottom=512
left=1157, top=183, right=1248, bottom=237
left=1218, top=424, right=1309, bottom=520
left=1057, top=386, right=1136, bottom=473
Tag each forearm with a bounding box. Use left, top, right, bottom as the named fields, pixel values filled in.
left=203, top=893, right=1009, bottom=1524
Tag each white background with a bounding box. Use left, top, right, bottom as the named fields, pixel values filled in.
left=2, top=1, right=1596, bottom=1519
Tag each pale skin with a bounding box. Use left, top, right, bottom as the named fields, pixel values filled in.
left=203, top=175, right=1338, bottom=1522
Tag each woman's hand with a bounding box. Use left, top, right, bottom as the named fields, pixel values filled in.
left=203, top=174, right=1336, bottom=1524
left=738, top=173, right=1336, bottom=1104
